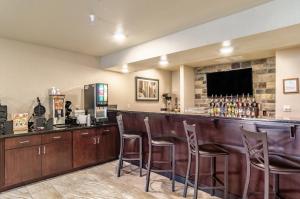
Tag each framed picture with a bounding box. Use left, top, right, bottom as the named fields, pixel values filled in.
left=135, top=77, right=159, bottom=101
left=283, top=78, right=299, bottom=94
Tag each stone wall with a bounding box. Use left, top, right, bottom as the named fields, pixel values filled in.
left=194, top=57, right=276, bottom=117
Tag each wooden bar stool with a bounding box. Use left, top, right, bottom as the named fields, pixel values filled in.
left=183, top=121, right=229, bottom=199
left=241, top=126, right=300, bottom=199
left=116, top=114, right=143, bottom=177
left=144, top=117, right=176, bottom=192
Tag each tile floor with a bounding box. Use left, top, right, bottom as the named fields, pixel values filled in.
left=0, top=161, right=220, bottom=199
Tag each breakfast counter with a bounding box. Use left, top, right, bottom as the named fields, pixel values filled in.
left=118, top=110, right=300, bottom=199
left=0, top=123, right=119, bottom=191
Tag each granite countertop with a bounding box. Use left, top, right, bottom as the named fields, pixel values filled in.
left=0, top=122, right=117, bottom=139
left=116, top=109, right=300, bottom=124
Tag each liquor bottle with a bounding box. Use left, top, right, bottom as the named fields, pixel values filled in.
left=238, top=97, right=243, bottom=118
left=209, top=95, right=214, bottom=116
left=234, top=97, right=239, bottom=117
left=252, top=96, right=259, bottom=118
left=224, top=95, right=228, bottom=117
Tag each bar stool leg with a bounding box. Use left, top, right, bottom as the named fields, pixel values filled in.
left=264, top=169, right=270, bottom=199
left=145, top=146, right=152, bottom=192
left=193, top=155, right=199, bottom=199
left=224, top=156, right=228, bottom=199
left=273, top=174, right=280, bottom=199
left=171, top=144, right=175, bottom=192
left=139, top=137, right=143, bottom=177
left=183, top=153, right=192, bottom=197
left=117, top=137, right=124, bottom=177
left=243, top=159, right=251, bottom=199
left=211, top=157, right=216, bottom=196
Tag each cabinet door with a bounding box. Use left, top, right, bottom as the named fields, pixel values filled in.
left=42, top=141, right=72, bottom=176
left=73, top=129, right=97, bottom=168
left=98, top=126, right=118, bottom=163
left=5, top=146, right=42, bottom=186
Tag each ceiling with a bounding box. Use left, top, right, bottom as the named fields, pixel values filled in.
left=0, top=0, right=271, bottom=56
left=108, top=24, right=300, bottom=72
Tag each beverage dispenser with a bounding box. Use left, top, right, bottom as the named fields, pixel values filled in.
left=84, top=83, right=108, bottom=123
left=49, top=95, right=66, bottom=125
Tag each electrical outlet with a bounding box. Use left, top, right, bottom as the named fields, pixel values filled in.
left=283, top=105, right=292, bottom=112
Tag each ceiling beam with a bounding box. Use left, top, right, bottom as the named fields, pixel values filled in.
left=100, top=0, right=300, bottom=68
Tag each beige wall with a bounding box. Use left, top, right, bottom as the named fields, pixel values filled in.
left=0, top=38, right=171, bottom=119
left=276, top=47, right=300, bottom=118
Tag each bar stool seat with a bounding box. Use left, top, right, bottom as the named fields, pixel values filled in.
left=152, top=137, right=175, bottom=146
left=251, top=154, right=300, bottom=173
left=123, top=133, right=142, bottom=139
left=198, top=144, right=229, bottom=156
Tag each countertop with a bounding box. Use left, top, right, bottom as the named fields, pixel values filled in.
left=116, top=110, right=300, bottom=124
left=0, top=122, right=117, bottom=139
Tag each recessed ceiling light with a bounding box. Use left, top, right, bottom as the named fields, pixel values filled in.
left=121, top=68, right=129, bottom=73
left=113, top=27, right=126, bottom=43
left=121, top=64, right=129, bottom=73
left=89, top=14, right=96, bottom=23
left=222, top=40, right=231, bottom=47
left=219, top=46, right=234, bottom=55
left=159, top=55, right=169, bottom=66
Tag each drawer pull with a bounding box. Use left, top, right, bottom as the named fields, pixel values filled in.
left=103, top=129, right=110, bottom=133
left=81, top=132, right=89, bottom=135
left=52, top=136, right=62, bottom=139
left=43, top=146, right=46, bottom=154
left=19, top=140, right=30, bottom=144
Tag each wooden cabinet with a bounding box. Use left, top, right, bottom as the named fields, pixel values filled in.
left=41, top=132, right=72, bottom=176
left=2, top=125, right=118, bottom=189
left=97, top=126, right=118, bottom=163
left=73, top=126, right=119, bottom=167
left=5, top=145, right=42, bottom=186
left=73, top=129, right=98, bottom=168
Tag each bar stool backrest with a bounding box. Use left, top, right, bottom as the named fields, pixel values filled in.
left=240, top=127, right=270, bottom=171
left=144, top=117, right=152, bottom=146
left=183, top=121, right=199, bottom=155
left=116, top=114, right=124, bottom=138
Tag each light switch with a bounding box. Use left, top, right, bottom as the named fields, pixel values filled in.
left=283, top=105, right=292, bottom=112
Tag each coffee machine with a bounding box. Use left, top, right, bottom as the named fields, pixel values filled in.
left=84, top=83, right=108, bottom=123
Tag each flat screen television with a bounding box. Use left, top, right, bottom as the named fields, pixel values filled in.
left=207, top=68, right=253, bottom=96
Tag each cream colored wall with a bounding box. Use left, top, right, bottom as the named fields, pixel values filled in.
left=0, top=38, right=171, bottom=119
left=276, top=47, right=300, bottom=118
left=178, top=65, right=195, bottom=112
left=171, top=70, right=180, bottom=98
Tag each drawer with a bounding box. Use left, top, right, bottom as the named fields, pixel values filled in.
left=42, top=131, right=72, bottom=144
left=101, top=126, right=117, bottom=134
left=5, top=135, right=41, bottom=150
left=73, top=129, right=97, bottom=137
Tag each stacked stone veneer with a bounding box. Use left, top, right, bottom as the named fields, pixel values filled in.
left=194, top=57, right=276, bottom=118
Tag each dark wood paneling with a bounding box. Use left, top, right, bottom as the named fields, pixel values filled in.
left=121, top=111, right=300, bottom=199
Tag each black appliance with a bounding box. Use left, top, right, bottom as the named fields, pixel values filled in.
left=207, top=68, right=253, bottom=96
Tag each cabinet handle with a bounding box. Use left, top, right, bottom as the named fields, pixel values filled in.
left=19, top=140, right=30, bottom=144
left=97, top=137, right=100, bottom=144
left=52, top=136, right=62, bottom=139
left=38, top=146, right=41, bottom=155
left=93, top=137, right=97, bottom=145
left=43, top=146, right=46, bottom=154
left=103, top=129, right=110, bottom=133
left=81, top=132, right=89, bottom=135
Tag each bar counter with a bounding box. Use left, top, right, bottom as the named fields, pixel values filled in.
left=118, top=110, right=300, bottom=198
